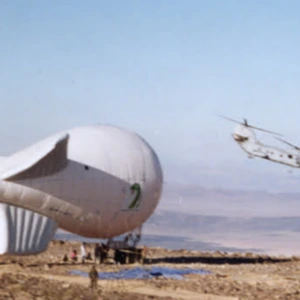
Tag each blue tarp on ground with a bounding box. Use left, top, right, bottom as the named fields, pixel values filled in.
left=70, top=267, right=211, bottom=280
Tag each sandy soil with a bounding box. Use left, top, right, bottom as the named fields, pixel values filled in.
left=0, top=240, right=300, bottom=299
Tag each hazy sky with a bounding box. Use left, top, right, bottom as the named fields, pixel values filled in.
left=1, top=1, right=300, bottom=191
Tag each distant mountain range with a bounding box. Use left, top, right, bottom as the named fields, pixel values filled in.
left=145, top=210, right=300, bottom=235
left=56, top=183, right=300, bottom=255
left=157, top=182, right=300, bottom=217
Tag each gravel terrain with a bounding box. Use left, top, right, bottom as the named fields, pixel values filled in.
left=0, top=240, right=299, bottom=299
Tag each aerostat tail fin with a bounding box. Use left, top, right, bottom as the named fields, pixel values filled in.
left=1, top=133, right=69, bottom=181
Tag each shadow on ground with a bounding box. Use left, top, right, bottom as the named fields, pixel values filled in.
left=145, top=255, right=293, bottom=265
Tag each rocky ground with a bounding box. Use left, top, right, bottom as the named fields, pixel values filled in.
left=0, top=240, right=300, bottom=299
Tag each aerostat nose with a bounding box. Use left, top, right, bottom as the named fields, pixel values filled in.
left=232, top=124, right=256, bottom=143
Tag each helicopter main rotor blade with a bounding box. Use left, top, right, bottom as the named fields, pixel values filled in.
left=217, top=115, right=244, bottom=124
left=247, top=125, right=284, bottom=137
left=217, top=115, right=284, bottom=137
left=275, top=137, right=300, bottom=150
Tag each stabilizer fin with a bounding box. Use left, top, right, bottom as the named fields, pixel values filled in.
left=2, top=133, right=69, bottom=181
left=0, top=203, right=58, bottom=255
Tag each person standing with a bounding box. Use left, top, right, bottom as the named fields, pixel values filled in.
left=94, top=243, right=102, bottom=264
left=80, top=242, right=87, bottom=264
left=89, top=265, right=99, bottom=292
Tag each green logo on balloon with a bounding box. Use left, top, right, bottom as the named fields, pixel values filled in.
left=127, top=183, right=141, bottom=209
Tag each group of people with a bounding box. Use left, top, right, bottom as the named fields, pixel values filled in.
left=64, top=242, right=110, bottom=292
left=69, top=242, right=109, bottom=264
left=62, top=241, right=148, bottom=292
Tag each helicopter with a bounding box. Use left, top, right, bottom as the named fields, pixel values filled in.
left=219, top=115, right=300, bottom=168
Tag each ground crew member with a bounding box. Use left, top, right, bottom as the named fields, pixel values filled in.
left=94, top=243, right=102, bottom=264
left=89, top=265, right=98, bottom=291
